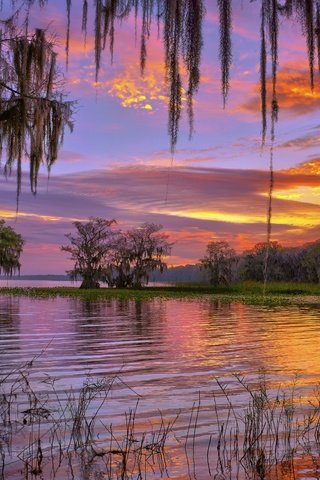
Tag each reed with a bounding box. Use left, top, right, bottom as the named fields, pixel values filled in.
left=0, top=359, right=178, bottom=479
left=2, top=360, right=320, bottom=479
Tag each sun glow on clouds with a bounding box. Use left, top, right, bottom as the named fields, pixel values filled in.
left=0, top=210, right=61, bottom=221
left=286, top=158, right=320, bottom=176
left=0, top=209, right=82, bottom=223
left=164, top=207, right=319, bottom=229
left=272, top=185, right=320, bottom=206
left=270, top=159, right=320, bottom=205
left=240, top=65, right=320, bottom=116
left=105, top=63, right=168, bottom=111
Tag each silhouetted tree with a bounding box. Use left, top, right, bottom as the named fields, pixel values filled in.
left=0, top=220, right=24, bottom=276
left=303, top=242, right=320, bottom=282
left=104, top=234, right=133, bottom=288
left=199, top=240, right=236, bottom=286
left=238, top=241, right=284, bottom=282
left=61, top=217, right=117, bottom=289
left=107, top=223, right=172, bottom=288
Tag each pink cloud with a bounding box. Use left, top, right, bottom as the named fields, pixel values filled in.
left=2, top=158, right=320, bottom=273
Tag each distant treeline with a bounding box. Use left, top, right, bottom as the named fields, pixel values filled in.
left=0, top=275, right=70, bottom=281
left=150, top=264, right=207, bottom=283
left=151, top=239, right=320, bottom=284
left=3, top=240, right=320, bottom=285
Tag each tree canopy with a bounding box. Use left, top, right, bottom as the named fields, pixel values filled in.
left=199, top=240, right=236, bottom=286
left=61, top=218, right=172, bottom=288
left=108, top=222, right=172, bottom=288
left=0, top=220, right=24, bottom=276
left=61, top=217, right=117, bottom=288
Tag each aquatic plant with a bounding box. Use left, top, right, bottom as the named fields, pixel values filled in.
left=2, top=357, right=320, bottom=479
left=0, top=358, right=177, bottom=479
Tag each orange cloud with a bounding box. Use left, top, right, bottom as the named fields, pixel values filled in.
left=4, top=159, right=320, bottom=271
left=284, top=157, right=320, bottom=176
left=271, top=158, right=320, bottom=206
left=239, top=66, right=320, bottom=117
left=106, top=63, right=167, bottom=111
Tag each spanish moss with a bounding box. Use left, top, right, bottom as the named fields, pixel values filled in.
left=82, top=0, right=88, bottom=43
left=260, top=3, right=267, bottom=144
left=316, top=1, right=320, bottom=72
left=218, top=0, right=232, bottom=108
left=263, top=143, right=275, bottom=296
left=0, top=17, right=74, bottom=204
left=66, top=0, right=71, bottom=67
left=183, top=0, right=204, bottom=139
left=304, top=0, right=315, bottom=89
left=164, top=0, right=182, bottom=152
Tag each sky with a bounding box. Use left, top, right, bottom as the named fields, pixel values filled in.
left=2, top=0, right=320, bottom=274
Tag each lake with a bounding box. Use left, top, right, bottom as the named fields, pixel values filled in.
left=1, top=294, right=320, bottom=479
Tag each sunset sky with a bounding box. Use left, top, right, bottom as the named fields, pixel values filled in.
left=2, top=1, right=320, bottom=274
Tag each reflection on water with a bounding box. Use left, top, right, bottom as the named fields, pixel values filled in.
left=1, top=296, right=320, bottom=479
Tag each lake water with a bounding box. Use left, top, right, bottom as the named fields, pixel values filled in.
left=1, top=295, right=320, bottom=479
left=0, top=280, right=168, bottom=288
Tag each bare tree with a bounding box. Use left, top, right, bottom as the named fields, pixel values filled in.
left=0, top=220, right=24, bottom=276
left=61, top=217, right=117, bottom=289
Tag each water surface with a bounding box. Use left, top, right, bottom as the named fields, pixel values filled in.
left=1, top=295, right=320, bottom=479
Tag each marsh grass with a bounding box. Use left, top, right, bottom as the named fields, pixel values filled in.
left=0, top=281, right=320, bottom=306
left=207, top=374, right=320, bottom=480
left=2, top=359, right=320, bottom=479
left=0, top=358, right=177, bottom=480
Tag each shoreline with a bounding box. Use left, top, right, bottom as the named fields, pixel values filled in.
left=0, top=282, right=320, bottom=305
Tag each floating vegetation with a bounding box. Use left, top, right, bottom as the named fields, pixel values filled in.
left=0, top=282, right=320, bottom=306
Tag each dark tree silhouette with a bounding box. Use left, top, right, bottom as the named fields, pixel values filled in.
left=199, top=240, right=236, bottom=286
left=62, top=219, right=172, bottom=289
left=61, top=217, right=117, bottom=289
left=0, top=220, right=24, bottom=276
left=105, top=222, right=172, bottom=288
left=123, top=222, right=172, bottom=288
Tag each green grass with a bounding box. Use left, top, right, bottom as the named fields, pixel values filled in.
left=0, top=281, right=320, bottom=305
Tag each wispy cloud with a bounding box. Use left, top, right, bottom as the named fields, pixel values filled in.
left=2, top=160, right=320, bottom=273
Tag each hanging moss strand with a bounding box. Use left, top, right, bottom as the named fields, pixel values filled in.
left=217, top=0, right=232, bottom=108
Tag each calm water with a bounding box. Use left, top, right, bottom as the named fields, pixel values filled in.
left=1, top=295, right=320, bottom=479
